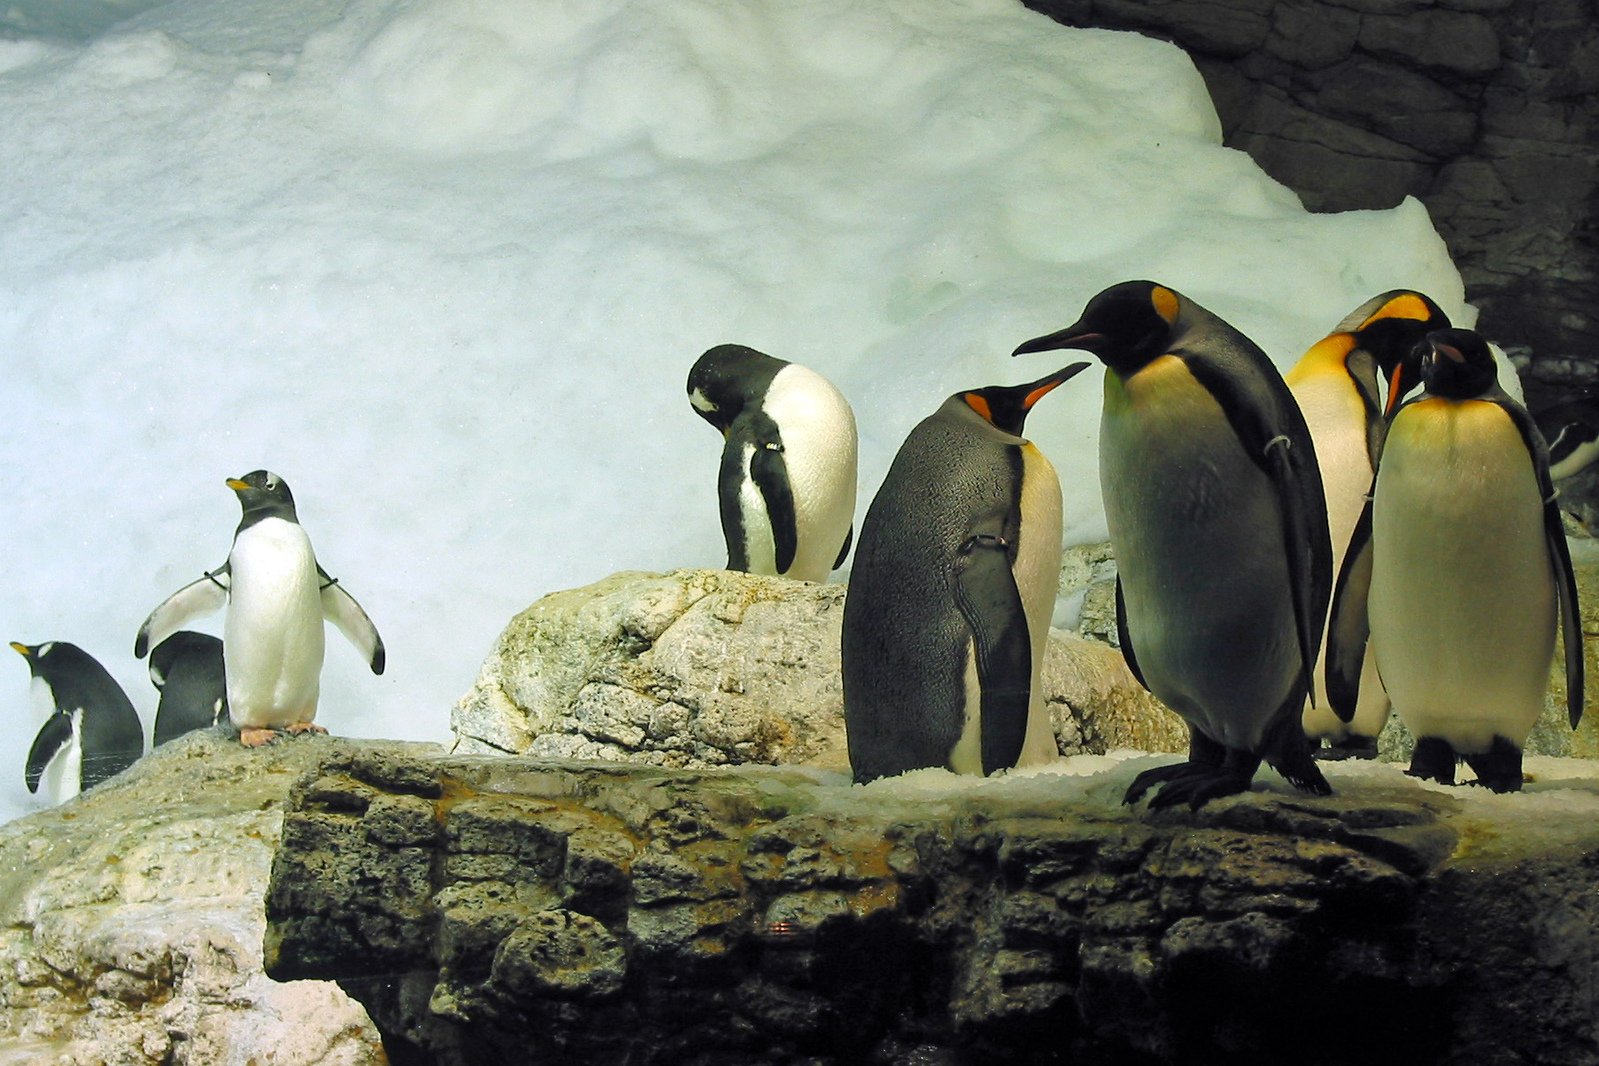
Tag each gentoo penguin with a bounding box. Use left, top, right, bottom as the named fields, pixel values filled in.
left=11, top=641, right=143, bottom=803
left=149, top=631, right=228, bottom=746
left=1014, top=280, right=1335, bottom=808
left=1288, top=290, right=1451, bottom=758
left=1326, top=328, right=1583, bottom=791
left=134, top=471, right=385, bottom=747
left=842, top=360, right=1090, bottom=783
left=1534, top=394, right=1599, bottom=481
left=687, top=344, right=857, bottom=583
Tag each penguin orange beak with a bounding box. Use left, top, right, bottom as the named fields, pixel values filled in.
left=226, top=478, right=251, bottom=492
left=1384, top=362, right=1408, bottom=417
left=9, top=642, right=28, bottom=657
left=1022, top=361, right=1093, bottom=408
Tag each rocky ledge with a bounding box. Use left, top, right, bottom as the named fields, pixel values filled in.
left=265, top=746, right=1599, bottom=1066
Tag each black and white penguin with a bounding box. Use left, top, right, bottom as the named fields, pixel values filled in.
left=1287, top=290, right=1451, bottom=757
left=842, top=360, right=1091, bottom=783
left=11, top=641, right=143, bottom=803
left=1326, top=328, right=1583, bottom=791
left=1014, top=280, right=1335, bottom=808
left=1534, top=394, right=1599, bottom=481
left=687, top=344, right=857, bottom=583
left=134, top=470, right=385, bottom=747
left=149, top=631, right=228, bottom=746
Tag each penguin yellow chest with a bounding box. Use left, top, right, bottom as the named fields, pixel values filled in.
left=224, top=518, right=327, bottom=728
left=1370, top=399, right=1555, bottom=752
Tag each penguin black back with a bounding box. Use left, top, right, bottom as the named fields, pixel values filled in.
left=150, top=631, right=228, bottom=746
left=12, top=641, right=143, bottom=794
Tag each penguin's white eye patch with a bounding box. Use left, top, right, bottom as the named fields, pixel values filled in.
left=689, top=389, right=717, bottom=413
left=38, top=642, right=53, bottom=657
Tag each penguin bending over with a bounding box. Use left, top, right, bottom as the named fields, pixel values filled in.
left=135, top=471, right=385, bottom=747
left=1287, top=290, right=1451, bottom=757
left=12, top=641, right=143, bottom=804
left=1326, top=329, right=1583, bottom=791
left=1014, top=280, right=1335, bottom=809
left=149, top=631, right=228, bottom=746
left=842, top=361, right=1091, bottom=783
left=688, top=344, right=857, bottom=583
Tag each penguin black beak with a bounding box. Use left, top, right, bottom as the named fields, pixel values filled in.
left=1012, top=327, right=1105, bottom=358
left=1021, top=361, right=1093, bottom=408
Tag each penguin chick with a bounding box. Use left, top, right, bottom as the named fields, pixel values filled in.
left=1288, top=290, right=1450, bottom=757
left=149, top=631, right=227, bottom=746
left=842, top=360, right=1091, bottom=783
left=135, top=471, right=385, bottom=748
left=688, top=344, right=857, bottom=583
left=1326, top=328, right=1583, bottom=791
left=1014, top=280, right=1333, bottom=809
left=12, top=641, right=143, bottom=804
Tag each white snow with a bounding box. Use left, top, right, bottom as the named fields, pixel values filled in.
left=1, top=0, right=1471, bottom=825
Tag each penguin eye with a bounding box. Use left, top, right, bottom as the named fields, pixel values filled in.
left=265, top=475, right=279, bottom=491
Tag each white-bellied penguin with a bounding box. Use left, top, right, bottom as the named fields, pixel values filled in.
left=149, top=631, right=228, bottom=746
left=1534, top=393, right=1599, bottom=481
left=842, top=360, right=1091, bottom=783
left=134, top=471, right=385, bottom=747
left=1014, top=280, right=1334, bottom=809
left=11, top=641, right=143, bottom=804
left=687, top=344, right=857, bottom=583
left=1287, top=289, right=1451, bottom=758
left=1325, top=328, right=1583, bottom=791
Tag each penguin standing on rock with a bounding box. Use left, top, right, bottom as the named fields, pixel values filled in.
left=1014, top=280, right=1335, bottom=809
left=1326, top=328, right=1583, bottom=791
left=842, top=360, right=1090, bottom=783
left=12, top=641, right=143, bottom=804
left=687, top=344, right=857, bottom=583
left=149, top=631, right=228, bottom=746
left=135, top=471, right=385, bottom=747
left=1288, top=290, right=1451, bottom=758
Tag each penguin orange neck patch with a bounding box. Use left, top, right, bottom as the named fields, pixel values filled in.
left=964, top=393, right=993, bottom=423
left=1151, top=286, right=1180, bottom=325
left=1359, top=292, right=1432, bottom=329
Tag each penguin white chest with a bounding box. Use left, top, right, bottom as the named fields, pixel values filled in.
left=224, top=518, right=326, bottom=728
left=759, top=365, right=858, bottom=582
left=39, top=710, right=84, bottom=806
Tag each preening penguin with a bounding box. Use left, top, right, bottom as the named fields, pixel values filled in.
left=1014, top=280, right=1333, bottom=809
left=1287, top=290, right=1451, bottom=757
left=842, top=361, right=1091, bottom=783
left=687, top=344, right=857, bottom=583
left=11, top=641, right=143, bottom=804
left=1325, top=328, right=1583, bottom=791
left=135, top=471, right=385, bottom=747
left=1534, top=393, right=1599, bottom=482
left=149, top=631, right=228, bottom=746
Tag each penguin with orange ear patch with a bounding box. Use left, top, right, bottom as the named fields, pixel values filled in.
left=842, top=361, right=1091, bottom=783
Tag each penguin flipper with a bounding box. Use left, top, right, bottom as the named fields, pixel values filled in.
left=319, top=568, right=386, bottom=675
left=832, top=524, right=854, bottom=572
left=1324, top=493, right=1374, bottom=724
left=134, top=567, right=230, bottom=659
left=952, top=533, right=1032, bottom=776
left=1114, top=576, right=1147, bottom=690
left=25, top=714, right=72, bottom=794
left=750, top=438, right=799, bottom=576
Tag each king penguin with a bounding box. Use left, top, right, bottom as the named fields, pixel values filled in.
left=134, top=470, right=385, bottom=747
left=1288, top=290, right=1451, bottom=757
left=11, top=641, right=144, bottom=804
left=1014, top=280, right=1334, bottom=809
left=1325, top=328, right=1583, bottom=791
left=687, top=344, right=857, bottom=583
left=149, top=631, right=228, bottom=746
left=842, top=360, right=1090, bottom=783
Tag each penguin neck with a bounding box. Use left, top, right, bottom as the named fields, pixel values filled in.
left=237, top=502, right=300, bottom=535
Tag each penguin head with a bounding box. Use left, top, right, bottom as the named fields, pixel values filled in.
left=1421, top=328, right=1499, bottom=399
left=956, top=362, right=1092, bottom=436
left=686, top=344, right=788, bottom=435
left=11, top=640, right=88, bottom=683
left=227, top=470, right=299, bottom=525
left=1012, top=280, right=1181, bottom=378
left=1342, top=290, right=1451, bottom=416
left=149, top=631, right=222, bottom=691
left=10, top=640, right=47, bottom=678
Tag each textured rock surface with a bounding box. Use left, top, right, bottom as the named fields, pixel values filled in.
left=451, top=568, right=1185, bottom=769
left=0, top=733, right=395, bottom=1066
left=265, top=746, right=1599, bottom=1066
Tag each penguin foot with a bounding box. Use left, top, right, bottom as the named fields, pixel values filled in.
left=1123, top=761, right=1255, bottom=810
left=1313, top=735, right=1379, bottom=762
left=1406, top=737, right=1458, bottom=786
left=284, top=721, right=328, bottom=737
left=239, top=727, right=281, bottom=748
left=1463, top=737, right=1524, bottom=793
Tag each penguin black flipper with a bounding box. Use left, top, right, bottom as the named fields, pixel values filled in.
left=750, top=432, right=799, bottom=576
left=951, top=532, right=1032, bottom=776
left=1324, top=492, right=1374, bottom=724
left=318, top=566, right=387, bottom=675
left=25, top=714, right=71, bottom=794
left=135, top=565, right=230, bottom=659
left=1185, top=356, right=1333, bottom=708
left=832, top=524, right=854, bottom=571
left=1500, top=396, right=1584, bottom=726
left=1114, top=576, right=1147, bottom=690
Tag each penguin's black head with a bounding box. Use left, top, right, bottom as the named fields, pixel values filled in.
left=958, top=361, right=1092, bottom=437
left=686, top=344, right=787, bottom=434
left=1343, top=290, right=1451, bottom=415
left=1421, top=328, right=1499, bottom=400
left=228, top=470, right=298, bottom=525
left=10, top=640, right=45, bottom=678
left=10, top=640, right=89, bottom=681
left=1012, top=281, right=1180, bottom=378
left=149, top=631, right=223, bottom=691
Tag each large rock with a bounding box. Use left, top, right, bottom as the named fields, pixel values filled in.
left=0, top=732, right=400, bottom=1066
left=451, top=568, right=1185, bottom=770
left=264, top=745, right=1599, bottom=1066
